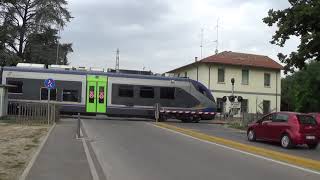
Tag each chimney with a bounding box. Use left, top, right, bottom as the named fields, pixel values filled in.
left=195, top=57, right=198, bottom=62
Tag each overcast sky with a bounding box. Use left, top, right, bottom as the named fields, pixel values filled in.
left=61, top=0, right=299, bottom=73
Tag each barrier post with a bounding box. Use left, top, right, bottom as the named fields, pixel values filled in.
left=77, top=113, right=81, bottom=138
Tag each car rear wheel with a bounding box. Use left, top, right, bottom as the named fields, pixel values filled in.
left=281, top=134, right=293, bottom=149
left=307, top=143, right=318, bottom=149
left=247, top=129, right=256, bottom=142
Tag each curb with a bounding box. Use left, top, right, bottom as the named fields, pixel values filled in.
left=19, top=123, right=56, bottom=180
left=155, top=122, right=320, bottom=173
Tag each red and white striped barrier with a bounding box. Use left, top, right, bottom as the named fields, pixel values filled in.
left=160, top=110, right=215, bottom=115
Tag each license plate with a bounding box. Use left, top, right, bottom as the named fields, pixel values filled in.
left=306, top=136, right=316, bottom=140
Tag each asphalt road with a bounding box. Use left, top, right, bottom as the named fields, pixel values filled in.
left=81, top=119, right=320, bottom=180
left=166, top=120, right=320, bottom=160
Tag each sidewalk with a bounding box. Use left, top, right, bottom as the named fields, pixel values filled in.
left=25, top=119, right=92, bottom=180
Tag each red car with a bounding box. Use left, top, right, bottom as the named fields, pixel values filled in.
left=247, top=112, right=319, bottom=149
left=309, top=113, right=320, bottom=137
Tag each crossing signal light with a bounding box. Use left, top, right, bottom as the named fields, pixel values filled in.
left=228, top=96, right=235, bottom=102
left=222, top=96, right=227, bottom=102
left=237, top=96, right=243, bottom=102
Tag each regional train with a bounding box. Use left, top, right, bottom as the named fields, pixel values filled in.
left=0, top=64, right=217, bottom=122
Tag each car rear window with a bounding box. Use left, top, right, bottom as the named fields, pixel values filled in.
left=297, top=115, right=317, bottom=125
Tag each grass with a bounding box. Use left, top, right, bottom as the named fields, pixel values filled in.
left=9, top=162, right=25, bottom=169
left=32, top=138, right=40, bottom=144
left=24, top=144, right=38, bottom=151
left=2, top=152, right=16, bottom=156
left=227, top=122, right=248, bottom=131
left=0, top=116, right=53, bottom=125
left=0, top=122, right=49, bottom=180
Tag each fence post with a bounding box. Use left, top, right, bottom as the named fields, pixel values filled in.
left=53, top=104, right=56, bottom=123
left=154, top=103, right=160, bottom=122
left=77, top=113, right=81, bottom=138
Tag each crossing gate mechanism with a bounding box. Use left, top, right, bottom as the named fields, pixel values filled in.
left=86, top=75, right=107, bottom=113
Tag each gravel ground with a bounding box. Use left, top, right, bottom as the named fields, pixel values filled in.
left=0, top=122, right=49, bottom=180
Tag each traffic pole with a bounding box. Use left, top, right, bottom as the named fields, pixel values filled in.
left=47, top=88, right=50, bottom=125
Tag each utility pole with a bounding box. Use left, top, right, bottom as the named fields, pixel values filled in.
left=115, top=48, right=120, bottom=71
left=56, top=15, right=61, bottom=65
left=56, top=29, right=61, bottom=64
left=200, top=28, right=204, bottom=59
left=215, top=18, right=219, bottom=54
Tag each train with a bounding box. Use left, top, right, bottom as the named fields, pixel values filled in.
left=0, top=64, right=217, bottom=122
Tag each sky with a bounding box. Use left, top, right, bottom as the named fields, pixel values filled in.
left=60, top=0, right=299, bottom=73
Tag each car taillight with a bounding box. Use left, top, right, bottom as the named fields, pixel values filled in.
left=292, top=116, right=302, bottom=132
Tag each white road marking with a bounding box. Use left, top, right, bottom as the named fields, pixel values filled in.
left=150, top=123, right=320, bottom=176
left=81, top=128, right=100, bottom=180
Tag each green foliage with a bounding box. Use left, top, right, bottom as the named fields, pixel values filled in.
left=281, top=61, right=320, bottom=112
left=263, top=0, right=320, bottom=73
left=24, top=28, right=73, bottom=65
left=0, top=0, right=72, bottom=66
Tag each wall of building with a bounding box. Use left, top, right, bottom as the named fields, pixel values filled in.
left=208, top=65, right=281, bottom=96
left=213, top=92, right=281, bottom=114
left=0, top=87, right=8, bottom=117
left=172, top=63, right=281, bottom=113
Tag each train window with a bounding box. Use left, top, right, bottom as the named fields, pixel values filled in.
left=40, top=88, right=57, bottom=100
left=118, top=85, right=134, bottom=97
left=191, top=80, right=215, bottom=101
left=7, top=80, right=23, bottom=93
left=160, top=87, right=175, bottom=99
left=98, top=87, right=104, bottom=103
left=89, top=86, right=95, bottom=103
left=62, top=90, right=79, bottom=102
left=140, top=87, right=154, bottom=98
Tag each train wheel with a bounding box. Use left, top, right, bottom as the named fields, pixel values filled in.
left=158, top=115, right=167, bottom=122
left=193, top=117, right=200, bottom=123
left=181, top=117, right=192, bottom=123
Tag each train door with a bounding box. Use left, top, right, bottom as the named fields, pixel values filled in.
left=86, top=75, right=107, bottom=113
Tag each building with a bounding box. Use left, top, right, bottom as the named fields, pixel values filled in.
left=167, top=51, right=283, bottom=115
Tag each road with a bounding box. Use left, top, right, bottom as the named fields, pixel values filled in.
left=81, top=119, right=320, bottom=180
left=166, top=120, right=320, bottom=160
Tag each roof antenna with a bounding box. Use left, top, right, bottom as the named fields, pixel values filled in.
left=115, top=48, right=120, bottom=72
left=200, top=28, right=204, bottom=59
left=215, top=18, right=219, bottom=54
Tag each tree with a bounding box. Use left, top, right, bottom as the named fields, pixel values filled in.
left=281, top=61, right=320, bottom=112
left=0, top=0, right=72, bottom=65
left=263, top=0, right=320, bottom=73
left=24, top=27, right=73, bottom=65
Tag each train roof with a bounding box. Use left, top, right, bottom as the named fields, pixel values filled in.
left=2, top=66, right=190, bottom=82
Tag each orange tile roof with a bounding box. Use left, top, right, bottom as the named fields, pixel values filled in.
left=168, top=51, right=283, bottom=72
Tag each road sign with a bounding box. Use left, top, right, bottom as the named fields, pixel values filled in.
left=44, top=78, right=56, bottom=89
left=230, top=102, right=241, bottom=109
left=44, top=78, right=55, bottom=125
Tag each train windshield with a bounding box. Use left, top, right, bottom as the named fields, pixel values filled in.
left=191, top=80, right=215, bottom=102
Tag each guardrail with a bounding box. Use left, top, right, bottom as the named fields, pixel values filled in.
left=6, top=101, right=60, bottom=125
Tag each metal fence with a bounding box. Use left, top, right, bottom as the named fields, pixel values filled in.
left=6, top=101, right=60, bottom=125
left=241, top=113, right=265, bottom=127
